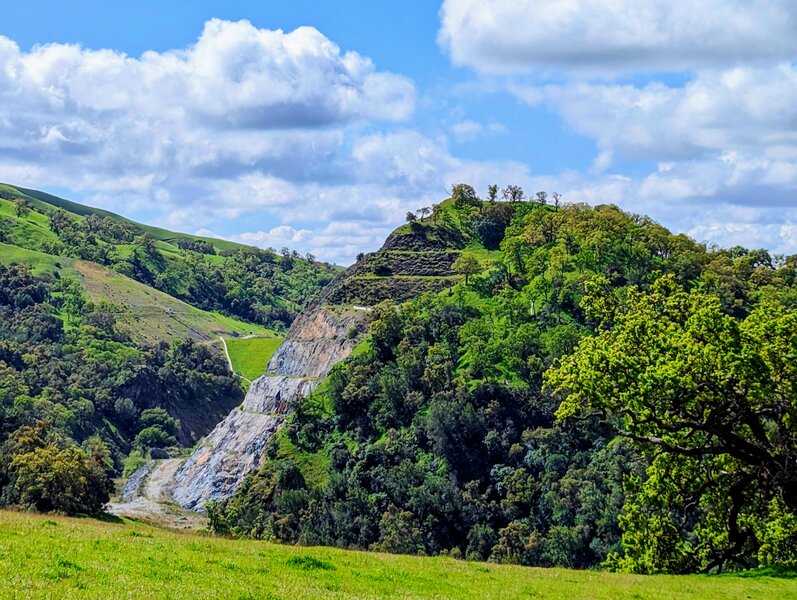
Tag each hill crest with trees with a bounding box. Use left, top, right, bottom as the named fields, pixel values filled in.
left=208, top=184, right=797, bottom=575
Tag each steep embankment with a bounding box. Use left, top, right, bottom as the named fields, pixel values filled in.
left=172, top=306, right=366, bottom=509
left=171, top=212, right=475, bottom=511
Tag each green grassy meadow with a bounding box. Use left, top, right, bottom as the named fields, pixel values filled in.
left=224, top=336, right=284, bottom=380
left=0, top=510, right=793, bottom=600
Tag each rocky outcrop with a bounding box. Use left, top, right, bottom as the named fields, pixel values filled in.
left=121, top=461, right=153, bottom=502
left=349, top=251, right=459, bottom=278
left=171, top=306, right=365, bottom=511
left=171, top=214, right=472, bottom=512
left=324, top=276, right=455, bottom=306
left=268, top=309, right=363, bottom=379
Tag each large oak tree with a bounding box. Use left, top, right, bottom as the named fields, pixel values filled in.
left=547, top=276, right=797, bottom=572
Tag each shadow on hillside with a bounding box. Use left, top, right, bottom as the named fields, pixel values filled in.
left=83, top=511, right=125, bottom=524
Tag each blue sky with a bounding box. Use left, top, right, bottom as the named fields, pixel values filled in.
left=2, top=1, right=797, bottom=263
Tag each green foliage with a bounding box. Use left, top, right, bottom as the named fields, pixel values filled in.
left=0, top=263, right=243, bottom=513
left=134, top=427, right=177, bottom=450
left=451, top=183, right=480, bottom=207
left=122, top=449, right=148, bottom=477
left=548, top=276, right=797, bottom=572
left=212, top=195, right=797, bottom=575
left=452, top=254, right=482, bottom=285
left=1, top=422, right=113, bottom=514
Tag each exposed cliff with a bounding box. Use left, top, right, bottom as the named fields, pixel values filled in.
left=171, top=306, right=365, bottom=510
left=171, top=211, right=471, bottom=511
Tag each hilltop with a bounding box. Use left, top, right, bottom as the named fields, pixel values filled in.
left=210, top=186, right=797, bottom=575
left=322, top=195, right=499, bottom=306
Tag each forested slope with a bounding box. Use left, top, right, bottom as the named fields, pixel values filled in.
left=210, top=186, right=797, bottom=574
left=0, top=183, right=340, bottom=334
left=0, top=183, right=338, bottom=515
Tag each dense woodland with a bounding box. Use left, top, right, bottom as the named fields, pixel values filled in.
left=209, top=188, right=797, bottom=574
left=0, top=263, right=242, bottom=512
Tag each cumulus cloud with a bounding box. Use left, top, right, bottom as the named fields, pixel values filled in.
left=0, top=19, right=428, bottom=263
left=439, top=0, right=797, bottom=75
left=437, top=1, right=797, bottom=256
left=536, top=65, right=797, bottom=162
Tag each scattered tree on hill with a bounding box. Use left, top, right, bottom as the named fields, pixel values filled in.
left=14, top=200, right=31, bottom=217
left=535, top=191, right=548, bottom=205
left=48, top=209, right=72, bottom=235
left=176, top=238, right=216, bottom=255
left=406, top=211, right=417, bottom=223
left=487, top=184, right=498, bottom=203
left=133, top=234, right=157, bottom=258
left=502, top=185, right=524, bottom=203
left=452, top=183, right=479, bottom=207
left=452, top=254, right=482, bottom=285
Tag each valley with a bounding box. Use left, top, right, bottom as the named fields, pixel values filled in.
left=0, top=183, right=795, bottom=589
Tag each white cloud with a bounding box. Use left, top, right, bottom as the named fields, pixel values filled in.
left=0, top=19, right=416, bottom=187
left=450, top=119, right=506, bottom=141
left=537, top=65, right=797, bottom=162
left=0, top=20, right=429, bottom=263
left=439, top=0, right=797, bottom=75
left=437, top=2, right=797, bottom=256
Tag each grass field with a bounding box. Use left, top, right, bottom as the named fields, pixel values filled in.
left=0, top=511, right=793, bottom=600
left=4, top=184, right=250, bottom=254
left=224, top=336, right=284, bottom=380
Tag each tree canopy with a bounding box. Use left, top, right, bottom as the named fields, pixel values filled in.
left=547, top=275, right=797, bottom=572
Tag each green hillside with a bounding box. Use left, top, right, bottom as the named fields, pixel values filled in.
left=8, top=184, right=246, bottom=252
left=0, top=241, right=268, bottom=342
left=224, top=336, right=284, bottom=381
left=0, top=183, right=341, bottom=336
left=325, top=195, right=497, bottom=306
left=1, top=510, right=792, bottom=600
left=212, top=187, right=797, bottom=576
left=0, top=182, right=336, bottom=516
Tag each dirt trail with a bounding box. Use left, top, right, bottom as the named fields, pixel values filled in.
left=106, top=458, right=206, bottom=529
left=219, top=336, right=252, bottom=384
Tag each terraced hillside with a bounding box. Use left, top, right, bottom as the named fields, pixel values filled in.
left=323, top=198, right=497, bottom=306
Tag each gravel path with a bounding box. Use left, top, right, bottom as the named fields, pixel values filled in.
left=106, top=458, right=206, bottom=529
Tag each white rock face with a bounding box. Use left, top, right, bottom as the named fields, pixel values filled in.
left=171, top=307, right=364, bottom=511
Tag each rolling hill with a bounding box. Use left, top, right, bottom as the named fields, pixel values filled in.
left=0, top=182, right=341, bottom=341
